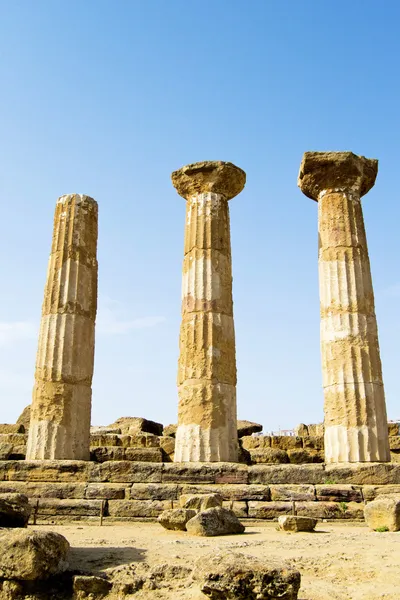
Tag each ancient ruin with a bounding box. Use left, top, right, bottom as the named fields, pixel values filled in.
left=298, top=152, right=390, bottom=464
left=26, top=194, right=98, bottom=461
left=171, top=161, right=246, bottom=462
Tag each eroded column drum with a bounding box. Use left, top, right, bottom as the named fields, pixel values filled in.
left=298, top=152, right=390, bottom=463
left=26, top=194, right=98, bottom=460
left=172, top=161, right=246, bottom=462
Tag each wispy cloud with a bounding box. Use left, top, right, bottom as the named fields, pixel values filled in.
left=96, top=296, right=166, bottom=335
left=0, top=322, right=37, bottom=346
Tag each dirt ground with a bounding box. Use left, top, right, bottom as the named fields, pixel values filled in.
left=38, top=521, right=400, bottom=600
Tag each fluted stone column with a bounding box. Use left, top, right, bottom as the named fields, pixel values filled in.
left=172, top=161, right=246, bottom=462
left=298, top=152, right=390, bottom=463
left=26, top=194, right=98, bottom=460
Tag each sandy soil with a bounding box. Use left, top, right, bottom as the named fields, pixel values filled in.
left=37, top=521, right=400, bottom=600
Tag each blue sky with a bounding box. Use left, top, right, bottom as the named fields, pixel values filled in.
left=1, top=1, right=400, bottom=431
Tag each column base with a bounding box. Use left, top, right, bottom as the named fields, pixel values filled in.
left=324, top=424, right=391, bottom=463
left=174, top=423, right=238, bottom=462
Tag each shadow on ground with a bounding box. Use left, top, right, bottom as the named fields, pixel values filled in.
left=69, top=546, right=147, bottom=571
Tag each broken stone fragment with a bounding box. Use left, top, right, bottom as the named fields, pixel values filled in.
left=193, top=551, right=301, bottom=599
left=0, top=529, right=70, bottom=580
left=364, top=495, right=400, bottom=531
left=237, top=420, right=263, bottom=437
left=73, top=575, right=112, bottom=599
left=278, top=515, right=317, bottom=532
left=158, top=508, right=197, bottom=531
left=0, top=493, right=31, bottom=527
left=107, top=417, right=163, bottom=437
left=179, top=493, right=223, bottom=511
left=186, top=506, right=245, bottom=537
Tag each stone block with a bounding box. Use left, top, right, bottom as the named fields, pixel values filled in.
left=248, top=501, right=293, bottom=519
left=0, top=482, right=86, bottom=499
left=164, top=424, right=177, bottom=437
left=90, top=434, right=119, bottom=447
left=249, top=449, right=289, bottom=464
left=388, top=422, right=400, bottom=437
left=288, top=449, right=322, bottom=464
left=0, top=425, right=25, bottom=434
left=8, top=445, right=26, bottom=459
left=241, top=435, right=271, bottom=450
left=73, top=575, right=112, bottom=597
left=0, top=493, right=31, bottom=527
left=0, top=433, right=27, bottom=445
left=130, top=483, right=179, bottom=500
left=237, top=420, right=263, bottom=437
left=362, top=485, right=400, bottom=501
left=389, top=436, right=400, bottom=451
left=278, top=515, right=317, bottom=532
left=186, top=507, right=245, bottom=536
left=215, top=464, right=248, bottom=484
left=90, top=446, right=125, bottom=462
left=179, top=484, right=270, bottom=502
left=85, top=484, right=127, bottom=499
left=158, top=508, right=197, bottom=530
left=270, top=436, right=302, bottom=450
left=89, top=461, right=162, bottom=483
left=364, top=495, right=400, bottom=531
left=270, top=485, right=315, bottom=502
left=0, top=444, right=14, bottom=460
left=16, top=405, right=31, bottom=431
left=128, top=433, right=161, bottom=448
left=90, top=426, right=122, bottom=435
left=34, top=499, right=103, bottom=516
left=324, top=463, right=400, bottom=485
left=249, top=464, right=325, bottom=485
left=391, top=452, right=400, bottom=463
left=302, top=436, right=324, bottom=451
left=315, top=484, right=362, bottom=502
left=2, top=460, right=92, bottom=482
left=308, top=424, right=324, bottom=437
left=222, top=500, right=248, bottom=518
left=108, top=499, right=172, bottom=518
left=124, top=448, right=163, bottom=462
left=159, top=436, right=175, bottom=456
left=108, top=417, right=163, bottom=436
left=295, top=424, right=308, bottom=437
left=296, top=501, right=364, bottom=520
left=162, top=463, right=217, bottom=484
left=179, top=493, right=223, bottom=511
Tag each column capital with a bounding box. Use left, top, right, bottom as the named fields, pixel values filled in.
left=171, top=160, right=246, bottom=201
left=298, top=151, right=378, bottom=201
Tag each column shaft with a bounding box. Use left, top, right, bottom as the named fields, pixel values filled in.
left=26, top=194, right=98, bottom=460
left=319, top=189, right=390, bottom=462
left=175, top=192, right=238, bottom=461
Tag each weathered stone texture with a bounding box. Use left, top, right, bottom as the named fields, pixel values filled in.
left=364, top=495, right=400, bottom=531
left=278, top=515, right=317, bottom=532
left=298, top=152, right=390, bottom=464
left=173, top=161, right=245, bottom=462
left=27, top=194, right=98, bottom=460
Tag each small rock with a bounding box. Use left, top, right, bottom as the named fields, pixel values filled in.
left=0, top=529, right=70, bottom=580
left=278, top=516, right=317, bottom=532
left=186, top=507, right=245, bottom=537
left=193, top=551, right=301, bottom=599
left=73, top=575, right=112, bottom=599
left=158, top=508, right=197, bottom=531
left=0, top=494, right=31, bottom=528
left=364, top=495, right=400, bottom=531
left=179, top=493, right=223, bottom=511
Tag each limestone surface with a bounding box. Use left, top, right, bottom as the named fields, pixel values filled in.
left=364, top=495, right=400, bottom=531
left=0, top=493, right=31, bottom=527
left=193, top=551, right=301, bottom=599
left=298, top=152, right=390, bottom=463
left=172, top=161, right=245, bottom=462
left=0, top=529, right=70, bottom=580
left=26, top=194, right=98, bottom=460
left=179, top=493, right=223, bottom=511
left=278, top=515, right=317, bottom=532
left=186, top=506, right=245, bottom=536
left=158, top=508, right=197, bottom=531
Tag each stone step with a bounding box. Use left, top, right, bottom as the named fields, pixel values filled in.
left=90, top=447, right=163, bottom=463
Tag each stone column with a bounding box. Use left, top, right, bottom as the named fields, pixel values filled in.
left=298, top=152, right=390, bottom=463
left=172, top=161, right=246, bottom=462
left=26, top=194, right=98, bottom=460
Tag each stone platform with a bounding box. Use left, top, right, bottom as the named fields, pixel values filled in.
left=1, top=461, right=400, bottom=523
